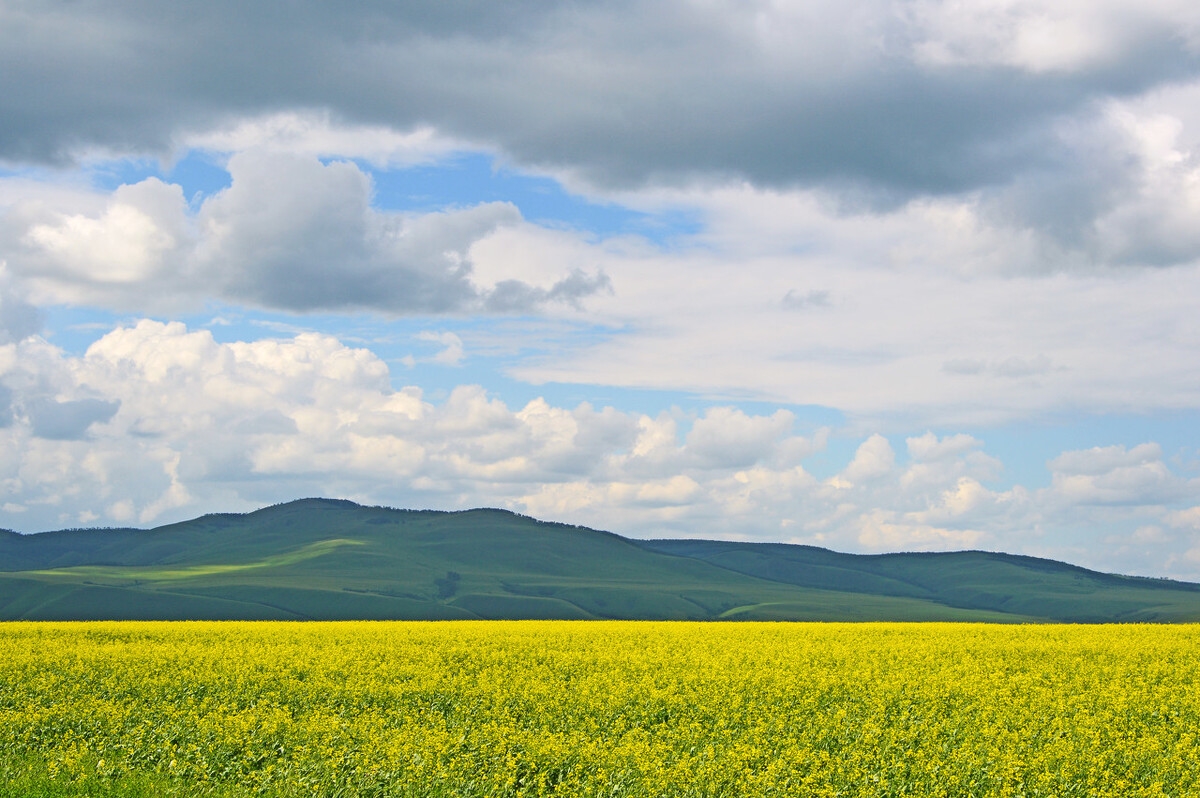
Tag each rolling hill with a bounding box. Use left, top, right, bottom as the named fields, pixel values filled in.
left=2, top=498, right=1198, bottom=622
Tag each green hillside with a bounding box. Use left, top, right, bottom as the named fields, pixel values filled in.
left=640, top=539, right=1200, bottom=622
left=2, top=498, right=1198, bottom=622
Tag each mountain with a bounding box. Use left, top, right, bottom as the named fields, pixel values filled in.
left=2, top=498, right=1198, bottom=622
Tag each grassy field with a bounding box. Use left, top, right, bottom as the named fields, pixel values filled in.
left=5, top=499, right=1200, bottom=622
left=2, top=621, right=1199, bottom=796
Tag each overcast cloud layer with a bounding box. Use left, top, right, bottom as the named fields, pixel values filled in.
left=5, top=0, right=1200, bottom=198
left=2, top=0, right=1200, bottom=577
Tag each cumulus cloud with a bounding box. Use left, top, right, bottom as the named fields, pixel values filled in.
left=0, top=151, right=608, bottom=314
left=1164, top=506, right=1200, bottom=530
left=856, top=509, right=987, bottom=549
left=840, top=434, right=897, bottom=483
left=684, top=407, right=795, bottom=469
left=1045, top=443, right=1189, bottom=505
left=197, top=151, right=500, bottom=312
left=907, top=432, right=981, bottom=462
left=1049, top=442, right=1164, bottom=476
left=0, top=322, right=806, bottom=529
left=0, top=321, right=1197, bottom=576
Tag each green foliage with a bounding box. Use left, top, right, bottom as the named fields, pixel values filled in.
left=1, top=498, right=1199, bottom=621
left=434, top=570, right=461, bottom=599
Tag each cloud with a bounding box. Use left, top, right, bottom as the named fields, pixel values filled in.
left=899, top=434, right=1004, bottom=500
left=943, top=356, right=1056, bottom=378
left=1049, top=442, right=1164, bottom=475
left=841, top=434, right=896, bottom=483
left=781, top=289, right=832, bottom=310
left=907, top=432, right=981, bottom=462
left=198, top=151, right=500, bottom=312
left=4, top=0, right=1200, bottom=203
left=1045, top=443, right=1189, bottom=505
left=0, top=268, right=41, bottom=344
left=183, top=111, right=462, bottom=167
left=496, top=193, right=1200, bottom=424
left=415, top=332, right=466, bottom=366
left=1, top=151, right=609, bottom=315
left=483, top=269, right=613, bottom=314
left=2, top=7, right=1200, bottom=432
left=684, top=407, right=795, bottom=469
left=1, top=320, right=1198, bottom=576
left=25, top=398, right=120, bottom=441
left=1165, top=506, right=1200, bottom=530
left=904, top=0, right=1200, bottom=74
left=856, top=509, right=987, bottom=549
left=0, top=383, right=12, bottom=428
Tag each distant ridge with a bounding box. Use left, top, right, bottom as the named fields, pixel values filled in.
left=2, top=498, right=1199, bottom=622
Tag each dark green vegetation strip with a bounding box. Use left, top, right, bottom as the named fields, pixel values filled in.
left=2, top=498, right=1199, bottom=621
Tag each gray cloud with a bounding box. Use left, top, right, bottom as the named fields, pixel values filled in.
left=943, top=355, right=1055, bottom=379
left=781, top=289, right=831, bottom=311
left=3, top=1, right=1199, bottom=201
left=199, top=151, right=506, bottom=312
left=26, top=398, right=120, bottom=440
left=230, top=410, right=299, bottom=436
left=0, top=384, right=12, bottom=428
left=484, top=269, right=612, bottom=313
left=0, top=286, right=41, bottom=344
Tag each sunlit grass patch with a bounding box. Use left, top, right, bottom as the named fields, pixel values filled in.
left=24, top=538, right=364, bottom=584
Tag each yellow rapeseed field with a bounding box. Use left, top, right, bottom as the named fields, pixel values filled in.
left=1, top=621, right=1197, bottom=796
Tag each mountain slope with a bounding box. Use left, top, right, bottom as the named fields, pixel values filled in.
left=2, top=499, right=1198, bottom=622
left=638, top=539, right=1200, bottom=622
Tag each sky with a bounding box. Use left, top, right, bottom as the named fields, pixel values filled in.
left=2, top=0, right=1200, bottom=578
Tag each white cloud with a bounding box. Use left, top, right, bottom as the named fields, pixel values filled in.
left=905, top=0, right=1200, bottom=74
left=1164, top=506, right=1200, bottom=530
left=856, top=509, right=987, bottom=550
left=684, top=407, right=795, bottom=469
left=22, top=179, right=185, bottom=284
left=840, top=434, right=896, bottom=483
left=907, top=432, right=981, bottom=462
left=415, top=331, right=466, bottom=366
left=182, top=111, right=464, bottom=168
left=492, top=180, right=1200, bottom=424
left=1046, top=458, right=1186, bottom=506
left=1048, top=442, right=1164, bottom=476
left=906, top=477, right=1001, bottom=524
left=0, top=320, right=1197, bottom=576
left=0, top=152, right=608, bottom=315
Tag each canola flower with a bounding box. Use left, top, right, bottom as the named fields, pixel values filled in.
left=1, top=621, right=1198, bottom=796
